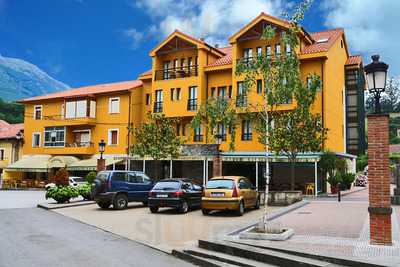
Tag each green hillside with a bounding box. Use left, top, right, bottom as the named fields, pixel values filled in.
left=0, top=98, right=24, bottom=124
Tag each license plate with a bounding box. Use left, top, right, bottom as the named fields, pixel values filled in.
left=157, top=194, right=168, bottom=198
left=211, top=192, right=224, bottom=197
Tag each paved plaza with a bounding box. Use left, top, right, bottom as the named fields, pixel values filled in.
left=227, top=189, right=400, bottom=267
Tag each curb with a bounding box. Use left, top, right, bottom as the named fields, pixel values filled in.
left=311, top=186, right=367, bottom=199
left=37, top=201, right=95, bottom=210
left=0, top=188, right=46, bottom=191
left=227, top=200, right=309, bottom=236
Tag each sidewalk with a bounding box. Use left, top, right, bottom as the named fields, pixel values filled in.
left=227, top=189, right=400, bottom=266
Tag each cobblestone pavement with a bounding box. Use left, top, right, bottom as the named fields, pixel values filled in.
left=228, top=188, right=400, bottom=266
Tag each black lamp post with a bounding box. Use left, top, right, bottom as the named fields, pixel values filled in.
left=98, top=139, right=106, bottom=160
left=364, top=55, right=389, bottom=114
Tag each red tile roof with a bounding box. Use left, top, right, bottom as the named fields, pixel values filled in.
left=301, top=28, right=344, bottom=54
left=207, top=46, right=233, bottom=67
left=0, top=120, right=23, bottom=140
left=20, top=80, right=143, bottom=103
left=346, top=55, right=363, bottom=66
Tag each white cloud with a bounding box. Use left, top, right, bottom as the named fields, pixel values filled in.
left=322, top=0, right=400, bottom=77
left=131, top=0, right=285, bottom=47
left=123, top=28, right=144, bottom=49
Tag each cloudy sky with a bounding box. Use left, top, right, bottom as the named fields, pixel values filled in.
left=0, top=0, right=399, bottom=87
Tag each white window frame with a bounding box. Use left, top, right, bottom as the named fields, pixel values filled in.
left=44, top=127, right=66, bottom=147
left=34, top=105, right=42, bottom=120
left=108, top=128, right=119, bottom=146
left=32, top=132, right=41, bottom=147
left=108, top=97, right=120, bottom=114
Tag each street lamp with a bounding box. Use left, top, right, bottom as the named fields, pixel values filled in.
left=98, top=139, right=106, bottom=159
left=15, top=131, right=23, bottom=140
left=364, top=55, right=389, bottom=114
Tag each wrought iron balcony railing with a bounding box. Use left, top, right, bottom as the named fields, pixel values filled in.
left=241, top=133, right=252, bottom=141
left=187, top=99, right=198, bottom=111
left=155, top=65, right=198, bottom=81
left=236, top=95, right=248, bottom=107
left=153, top=101, right=163, bottom=113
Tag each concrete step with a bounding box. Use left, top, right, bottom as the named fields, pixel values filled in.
left=184, top=247, right=276, bottom=267
left=198, top=239, right=338, bottom=267
left=172, top=249, right=241, bottom=267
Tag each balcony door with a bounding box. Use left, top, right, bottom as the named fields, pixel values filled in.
left=73, top=130, right=91, bottom=147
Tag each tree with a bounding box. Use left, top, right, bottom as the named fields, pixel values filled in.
left=366, top=77, right=400, bottom=113
left=191, top=97, right=238, bottom=150
left=235, top=0, right=323, bottom=228
left=131, top=113, right=183, bottom=179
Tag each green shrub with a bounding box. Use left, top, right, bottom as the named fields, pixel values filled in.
left=327, top=173, right=342, bottom=187
left=85, top=171, right=97, bottom=184
left=356, top=154, right=368, bottom=172
left=53, top=168, right=69, bottom=186
left=78, top=183, right=92, bottom=200
left=319, top=151, right=337, bottom=178
left=341, top=172, right=356, bottom=190
left=45, top=186, right=79, bottom=203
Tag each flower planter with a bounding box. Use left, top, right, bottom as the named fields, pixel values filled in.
left=53, top=196, right=71, bottom=204
left=239, top=226, right=294, bottom=241
left=330, top=186, right=338, bottom=194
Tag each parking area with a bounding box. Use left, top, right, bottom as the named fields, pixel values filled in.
left=55, top=203, right=281, bottom=252
left=0, top=190, right=45, bottom=209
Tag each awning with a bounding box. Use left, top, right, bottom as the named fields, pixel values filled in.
left=48, top=156, right=80, bottom=169
left=67, top=157, right=124, bottom=171
left=6, top=155, right=52, bottom=172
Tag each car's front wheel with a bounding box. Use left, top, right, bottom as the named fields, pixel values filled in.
left=97, top=201, right=111, bottom=209
left=113, top=194, right=128, bottom=210
left=150, top=206, right=159, bottom=213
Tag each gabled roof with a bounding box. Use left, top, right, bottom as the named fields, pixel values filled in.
left=149, top=30, right=224, bottom=57
left=229, top=12, right=313, bottom=44
left=346, top=55, right=363, bottom=66
left=19, top=80, right=143, bottom=103
left=207, top=46, right=233, bottom=68
left=302, top=28, right=344, bottom=54
left=0, top=120, right=23, bottom=140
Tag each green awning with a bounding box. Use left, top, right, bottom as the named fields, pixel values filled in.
left=6, top=155, right=52, bottom=172
left=48, top=156, right=80, bottom=169
left=67, top=157, right=124, bottom=171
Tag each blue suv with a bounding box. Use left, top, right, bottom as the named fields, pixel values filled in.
left=92, top=171, right=154, bottom=210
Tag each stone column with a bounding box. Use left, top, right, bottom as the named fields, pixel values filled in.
left=212, top=154, right=222, bottom=177
left=367, top=114, right=392, bottom=245
left=97, top=158, right=106, bottom=172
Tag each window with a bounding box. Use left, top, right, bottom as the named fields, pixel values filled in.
left=163, top=61, right=170, bottom=79
left=218, top=86, right=226, bottom=98
left=256, top=47, right=262, bottom=57
left=286, top=44, right=291, bottom=55
left=228, top=86, right=232, bottom=98
left=146, top=94, right=151, bottom=105
left=34, top=105, right=42, bottom=120
left=32, top=133, right=41, bottom=147
left=275, top=44, right=281, bottom=57
left=66, top=100, right=91, bottom=119
left=217, top=123, right=227, bottom=141
left=188, top=57, right=193, bottom=67
left=61, top=104, right=65, bottom=119
left=241, top=120, right=252, bottom=141
left=193, top=126, right=203, bottom=142
left=173, top=59, right=178, bottom=69
left=257, top=79, right=262, bottom=94
left=44, top=127, right=65, bottom=147
left=108, top=129, right=119, bottom=145
left=182, top=124, right=186, bottom=136
left=236, top=82, right=247, bottom=107
left=211, top=87, right=216, bottom=98
left=109, top=97, right=120, bottom=114
left=0, top=149, right=4, bottom=161
left=187, top=86, right=197, bottom=111
left=154, top=90, right=163, bottom=113
left=112, top=172, right=127, bottom=182
left=180, top=58, right=185, bottom=70
left=307, top=77, right=312, bottom=89
left=170, top=88, right=175, bottom=101
left=176, top=88, right=181, bottom=100
left=176, top=124, right=181, bottom=136
left=266, top=46, right=271, bottom=58
left=243, top=48, right=253, bottom=59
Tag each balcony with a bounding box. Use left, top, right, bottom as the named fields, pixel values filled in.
left=153, top=101, right=163, bottom=113
left=44, top=142, right=95, bottom=155
left=241, top=133, right=252, bottom=141
left=193, top=135, right=203, bottom=142
left=236, top=95, right=248, bottom=107
left=42, top=115, right=96, bottom=127
left=155, top=65, right=198, bottom=81
left=187, top=99, right=198, bottom=111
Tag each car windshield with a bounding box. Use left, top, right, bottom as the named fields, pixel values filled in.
left=206, top=179, right=234, bottom=189
left=72, top=177, right=85, bottom=182
left=96, top=172, right=110, bottom=182
left=153, top=181, right=181, bottom=190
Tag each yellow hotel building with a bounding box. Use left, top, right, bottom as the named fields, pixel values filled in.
left=5, top=13, right=365, bottom=193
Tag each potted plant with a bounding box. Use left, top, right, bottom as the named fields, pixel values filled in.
left=45, top=186, right=79, bottom=203
left=341, top=172, right=356, bottom=190
left=327, top=173, right=342, bottom=194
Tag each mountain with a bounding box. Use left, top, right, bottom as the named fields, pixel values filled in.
left=0, top=54, right=69, bottom=101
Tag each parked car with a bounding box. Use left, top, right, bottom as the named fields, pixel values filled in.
left=45, top=176, right=86, bottom=189
left=92, top=171, right=154, bottom=210
left=355, top=173, right=368, bottom=187
left=148, top=178, right=203, bottom=213
left=202, top=176, right=260, bottom=216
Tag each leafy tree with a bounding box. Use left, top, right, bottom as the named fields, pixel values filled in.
left=53, top=168, right=69, bottom=186
left=0, top=98, right=24, bottom=123
left=235, top=0, right=324, bottom=229
left=131, top=113, right=183, bottom=179
left=85, top=171, right=97, bottom=184
left=191, top=97, right=238, bottom=150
